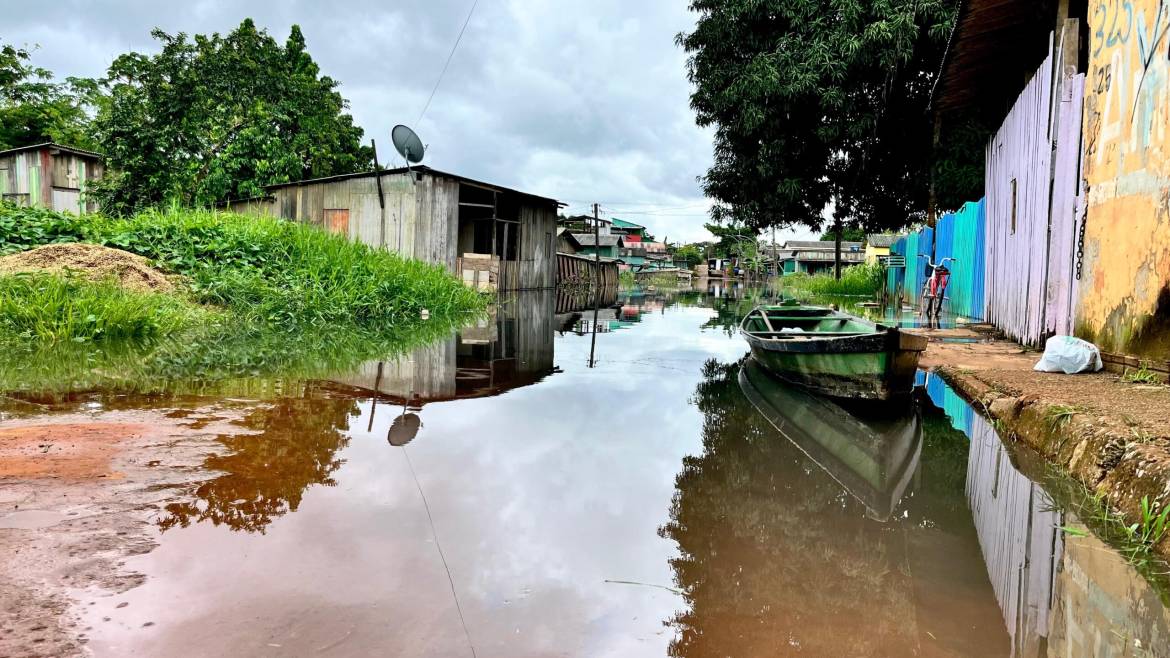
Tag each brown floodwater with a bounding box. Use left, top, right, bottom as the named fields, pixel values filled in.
left=12, top=286, right=1170, bottom=656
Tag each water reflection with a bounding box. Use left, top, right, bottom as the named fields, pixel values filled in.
left=663, top=359, right=1009, bottom=656
left=330, top=290, right=558, bottom=407
left=738, top=357, right=921, bottom=522
left=158, top=391, right=358, bottom=534
left=926, top=376, right=1170, bottom=657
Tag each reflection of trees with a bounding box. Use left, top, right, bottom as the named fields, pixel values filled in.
left=158, top=393, right=358, bottom=534
left=661, top=359, right=980, bottom=656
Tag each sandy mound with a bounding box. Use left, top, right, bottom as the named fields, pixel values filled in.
left=0, top=243, right=175, bottom=293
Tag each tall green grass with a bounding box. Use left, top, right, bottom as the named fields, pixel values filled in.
left=0, top=202, right=487, bottom=392
left=778, top=262, right=885, bottom=296
left=0, top=273, right=210, bottom=343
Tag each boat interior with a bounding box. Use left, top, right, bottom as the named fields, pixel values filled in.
left=742, top=307, right=876, bottom=339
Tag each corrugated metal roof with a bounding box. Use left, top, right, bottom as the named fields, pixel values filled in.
left=571, top=233, right=625, bottom=247
left=0, top=142, right=104, bottom=159
left=264, top=165, right=562, bottom=207
left=867, top=234, right=902, bottom=248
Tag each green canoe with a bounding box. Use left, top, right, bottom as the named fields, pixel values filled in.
left=738, top=357, right=922, bottom=521
left=739, top=301, right=927, bottom=400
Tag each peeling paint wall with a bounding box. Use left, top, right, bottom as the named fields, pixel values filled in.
left=1080, top=0, right=1170, bottom=357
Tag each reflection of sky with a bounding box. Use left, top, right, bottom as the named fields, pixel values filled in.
left=82, top=303, right=749, bottom=657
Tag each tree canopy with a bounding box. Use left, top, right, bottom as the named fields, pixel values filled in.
left=92, top=20, right=372, bottom=215
left=0, top=41, right=101, bottom=151
left=678, top=1, right=962, bottom=235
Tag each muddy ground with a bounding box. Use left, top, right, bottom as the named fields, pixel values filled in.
left=0, top=400, right=255, bottom=658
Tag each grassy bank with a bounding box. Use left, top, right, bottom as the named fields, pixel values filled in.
left=0, top=203, right=486, bottom=392
left=777, top=262, right=884, bottom=296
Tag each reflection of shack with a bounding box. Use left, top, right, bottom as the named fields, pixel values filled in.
left=229, top=166, right=560, bottom=292
left=329, top=291, right=557, bottom=404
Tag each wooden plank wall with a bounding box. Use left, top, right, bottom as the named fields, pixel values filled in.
left=251, top=174, right=556, bottom=291
left=556, top=252, right=619, bottom=288
left=1045, top=67, right=1086, bottom=338
left=985, top=45, right=1055, bottom=346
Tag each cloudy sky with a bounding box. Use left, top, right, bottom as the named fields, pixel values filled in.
left=6, top=0, right=818, bottom=243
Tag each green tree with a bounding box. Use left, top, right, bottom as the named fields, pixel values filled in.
left=672, top=243, right=705, bottom=269
left=819, top=226, right=867, bottom=242
left=91, top=20, right=372, bottom=215
left=0, top=41, right=101, bottom=151
left=704, top=221, right=757, bottom=258
left=678, top=1, right=959, bottom=235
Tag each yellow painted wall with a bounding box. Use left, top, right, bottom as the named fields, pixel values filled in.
left=865, top=245, right=889, bottom=265
left=1080, top=0, right=1170, bottom=358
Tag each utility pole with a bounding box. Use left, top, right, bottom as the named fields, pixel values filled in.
left=589, top=202, right=601, bottom=368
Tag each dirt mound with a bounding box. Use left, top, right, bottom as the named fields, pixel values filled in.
left=0, top=243, right=175, bottom=293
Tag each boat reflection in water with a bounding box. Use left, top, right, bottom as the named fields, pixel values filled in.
left=738, top=356, right=922, bottom=521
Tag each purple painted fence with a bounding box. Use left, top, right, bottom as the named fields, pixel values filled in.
left=984, top=35, right=1085, bottom=346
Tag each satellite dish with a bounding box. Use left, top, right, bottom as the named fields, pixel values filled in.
left=391, top=124, right=426, bottom=165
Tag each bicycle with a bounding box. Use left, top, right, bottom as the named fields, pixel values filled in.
left=918, top=255, right=958, bottom=321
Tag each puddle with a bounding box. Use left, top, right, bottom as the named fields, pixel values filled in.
left=4, top=286, right=1168, bottom=656
left=0, top=510, right=70, bottom=529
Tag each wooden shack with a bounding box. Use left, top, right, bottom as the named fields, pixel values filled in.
left=0, top=143, right=104, bottom=214
left=229, top=166, right=560, bottom=292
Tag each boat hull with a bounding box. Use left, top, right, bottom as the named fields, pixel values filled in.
left=743, top=325, right=925, bottom=401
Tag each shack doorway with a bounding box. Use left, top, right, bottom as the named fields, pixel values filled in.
left=455, top=183, right=522, bottom=292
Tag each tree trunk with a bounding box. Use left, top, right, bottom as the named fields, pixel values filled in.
left=834, top=222, right=842, bottom=281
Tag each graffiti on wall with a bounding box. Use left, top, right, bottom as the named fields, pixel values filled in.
left=1081, top=0, right=1170, bottom=357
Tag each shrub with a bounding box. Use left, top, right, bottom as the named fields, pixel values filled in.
left=779, top=262, right=885, bottom=296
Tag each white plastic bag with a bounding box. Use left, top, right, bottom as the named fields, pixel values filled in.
left=1033, top=336, right=1104, bottom=374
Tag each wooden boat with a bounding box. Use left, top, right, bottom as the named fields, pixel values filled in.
left=739, top=300, right=927, bottom=400
left=738, top=357, right=922, bottom=521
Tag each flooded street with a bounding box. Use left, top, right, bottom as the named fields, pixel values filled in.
left=4, top=285, right=1170, bottom=657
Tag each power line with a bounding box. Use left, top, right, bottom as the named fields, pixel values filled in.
left=402, top=447, right=478, bottom=658
left=417, top=0, right=479, bottom=124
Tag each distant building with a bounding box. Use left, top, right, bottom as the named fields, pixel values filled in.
left=571, top=233, right=625, bottom=259
left=865, top=234, right=901, bottom=265
left=610, top=218, right=648, bottom=243
left=229, top=165, right=561, bottom=292
left=0, top=142, right=104, bottom=214
left=556, top=228, right=583, bottom=255
left=779, top=241, right=865, bottom=275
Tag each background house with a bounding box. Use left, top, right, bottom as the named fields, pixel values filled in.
left=865, top=234, right=900, bottom=265
left=0, top=142, right=104, bottom=214
left=571, top=233, right=625, bottom=259
left=230, top=165, right=560, bottom=292
left=779, top=241, right=865, bottom=275
left=610, top=218, right=647, bottom=243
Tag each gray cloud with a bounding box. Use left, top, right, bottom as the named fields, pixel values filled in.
left=6, top=0, right=790, bottom=242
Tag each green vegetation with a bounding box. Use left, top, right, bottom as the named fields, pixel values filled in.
left=92, top=20, right=372, bottom=214
left=0, top=41, right=100, bottom=151
left=1045, top=404, right=1084, bottom=431
left=679, top=0, right=964, bottom=232
left=0, top=203, right=485, bottom=393
left=777, top=262, right=885, bottom=296
left=1122, top=364, right=1164, bottom=385
left=0, top=273, right=209, bottom=343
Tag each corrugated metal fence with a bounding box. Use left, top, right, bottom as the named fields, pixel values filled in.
left=886, top=200, right=986, bottom=320
left=885, top=35, right=1084, bottom=341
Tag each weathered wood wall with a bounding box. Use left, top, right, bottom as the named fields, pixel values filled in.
left=231, top=172, right=556, bottom=291
left=556, top=252, right=619, bottom=288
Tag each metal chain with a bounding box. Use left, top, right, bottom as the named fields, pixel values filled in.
left=1075, top=214, right=1087, bottom=280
